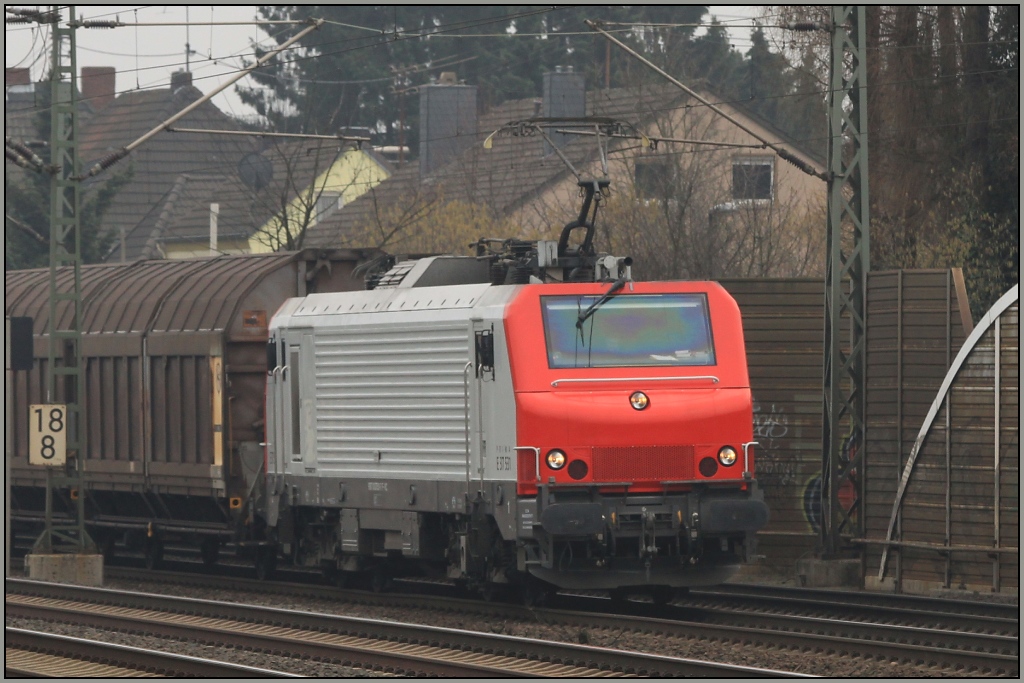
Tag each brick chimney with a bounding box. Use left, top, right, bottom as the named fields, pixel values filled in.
left=542, top=66, right=585, bottom=155
left=171, top=70, right=192, bottom=91
left=419, top=73, right=478, bottom=176
left=81, top=66, right=115, bottom=111
left=5, top=67, right=31, bottom=87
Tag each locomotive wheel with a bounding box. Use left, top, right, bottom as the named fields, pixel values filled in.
left=479, top=583, right=510, bottom=603
left=200, top=539, right=220, bottom=567
left=370, top=570, right=392, bottom=593
left=144, top=539, right=164, bottom=570
left=651, top=585, right=676, bottom=605
left=608, top=588, right=629, bottom=604
left=519, top=581, right=554, bottom=608
left=255, top=548, right=277, bottom=581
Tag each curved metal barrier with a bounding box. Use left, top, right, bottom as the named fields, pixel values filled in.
left=877, top=285, right=1019, bottom=590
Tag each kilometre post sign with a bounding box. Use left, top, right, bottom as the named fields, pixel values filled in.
left=29, top=404, right=67, bottom=466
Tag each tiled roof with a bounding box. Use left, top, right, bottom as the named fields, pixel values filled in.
left=304, top=83, right=824, bottom=250
left=80, top=84, right=258, bottom=261
left=303, top=87, right=650, bottom=249
left=5, top=84, right=95, bottom=186
left=116, top=139, right=391, bottom=260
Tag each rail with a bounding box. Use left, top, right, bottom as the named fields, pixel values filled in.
left=4, top=627, right=297, bottom=677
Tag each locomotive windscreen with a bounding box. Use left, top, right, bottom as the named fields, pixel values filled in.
left=541, top=293, right=715, bottom=368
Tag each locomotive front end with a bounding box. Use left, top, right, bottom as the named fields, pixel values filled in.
left=506, top=281, right=768, bottom=592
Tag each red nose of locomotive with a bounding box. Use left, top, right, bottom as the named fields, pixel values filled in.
left=506, top=281, right=754, bottom=497
left=515, top=383, right=753, bottom=495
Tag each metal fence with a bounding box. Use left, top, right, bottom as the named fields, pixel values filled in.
left=864, top=283, right=1018, bottom=593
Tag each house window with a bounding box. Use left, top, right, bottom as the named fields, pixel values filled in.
left=732, top=157, right=773, bottom=200
left=311, top=192, right=342, bottom=224
left=634, top=159, right=670, bottom=199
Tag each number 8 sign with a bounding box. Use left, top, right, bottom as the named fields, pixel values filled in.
left=29, top=404, right=67, bottom=466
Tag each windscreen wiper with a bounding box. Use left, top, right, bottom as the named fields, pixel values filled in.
left=576, top=277, right=626, bottom=330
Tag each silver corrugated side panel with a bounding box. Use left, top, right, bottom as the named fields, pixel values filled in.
left=313, top=322, right=471, bottom=480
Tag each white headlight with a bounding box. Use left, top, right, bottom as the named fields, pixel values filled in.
left=546, top=449, right=567, bottom=470
left=718, top=446, right=738, bottom=466
left=629, top=391, right=649, bottom=410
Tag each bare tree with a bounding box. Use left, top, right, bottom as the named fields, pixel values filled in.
left=247, top=140, right=351, bottom=252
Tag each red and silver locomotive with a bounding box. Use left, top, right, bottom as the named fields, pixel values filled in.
left=261, top=182, right=768, bottom=602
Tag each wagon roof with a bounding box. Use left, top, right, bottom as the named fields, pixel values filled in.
left=5, top=252, right=330, bottom=336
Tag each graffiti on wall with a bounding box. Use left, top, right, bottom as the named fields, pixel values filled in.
left=802, top=428, right=860, bottom=534
left=752, top=399, right=796, bottom=487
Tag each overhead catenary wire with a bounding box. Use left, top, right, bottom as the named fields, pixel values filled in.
left=554, top=128, right=769, bottom=150
left=587, top=19, right=828, bottom=182
left=12, top=3, right=1015, bottom=125
left=167, top=127, right=371, bottom=144
left=10, top=7, right=1013, bottom=182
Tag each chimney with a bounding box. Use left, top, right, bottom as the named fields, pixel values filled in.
left=542, top=66, right=585, bottom=155
left=170, top=70, right=192, bottom=92
left=6, top=67, right=31, bottom=87
left=419, top=73, right=478, bottom=176
left=81, top=66, right=116, bottom=111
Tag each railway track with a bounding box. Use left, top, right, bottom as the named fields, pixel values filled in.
left=6, top=578, right=800, bottom=677
left=684, top=583, right=1019, bottom=634
left=74, top=563, right=1021, bottom=676
left=4, top=627, right=298, bottom=677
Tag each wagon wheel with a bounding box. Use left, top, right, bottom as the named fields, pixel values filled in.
left=650, top=585, right=676, bottom=606
left=479, top=583, right=498, bottom=602
left=144, top=539, right=164, bottom=571
left=255, top=547, right=277, bottom=581
left=98, top=534, right=117, bottom=562
left=200, top=538, right=220, bottom=568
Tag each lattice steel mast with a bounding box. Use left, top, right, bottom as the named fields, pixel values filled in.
left=37, top=5, right=93, bottom=554
left=821, top=6, right=870, bottom=556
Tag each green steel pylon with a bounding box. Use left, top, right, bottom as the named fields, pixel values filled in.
left=821, top=6, right=870, bottom=557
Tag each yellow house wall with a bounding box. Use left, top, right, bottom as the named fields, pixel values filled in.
left=249, top=149, right=390, bottom=253
left=163, top=239, right=251, bottom=260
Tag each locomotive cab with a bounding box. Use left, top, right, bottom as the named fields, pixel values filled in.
left=505, top=280, right=768, bottom=590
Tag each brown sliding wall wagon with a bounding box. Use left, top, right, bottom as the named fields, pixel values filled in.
left=7, top=250, right=377, bottom=556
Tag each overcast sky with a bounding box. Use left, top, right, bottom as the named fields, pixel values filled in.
left=6, top=6, right=761, bottom=123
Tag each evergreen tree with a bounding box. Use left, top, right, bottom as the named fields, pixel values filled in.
left=240, top=6, right=733, bottom=149
left=5, top=86, right=130, bottom=270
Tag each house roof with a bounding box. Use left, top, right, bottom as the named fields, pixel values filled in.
left=5, top=83, right=95, bottom=185
left=115, top=139, right=392, bottom=260
left=79, top=82, right=259, bottom=261
left=303, top=82, right=825, bottom=250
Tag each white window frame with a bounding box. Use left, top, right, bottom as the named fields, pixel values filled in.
left=731, top=156, right=774, bottom=203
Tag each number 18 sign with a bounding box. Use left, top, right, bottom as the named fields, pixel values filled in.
left=29, top=404, right=67, bottom=466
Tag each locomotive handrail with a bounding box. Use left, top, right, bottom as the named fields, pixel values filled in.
left=463, top=361, right=473, bottom=500
left=550, top=375, right=719, bottom=387
left=513, top=446, right=541, bottom=482
left=742, top=441, right=759, bottom=479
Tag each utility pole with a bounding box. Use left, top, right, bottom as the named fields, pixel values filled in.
left=37, top=4, right=94, bottom=555
left=821, top=6, right=869, bottom=557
